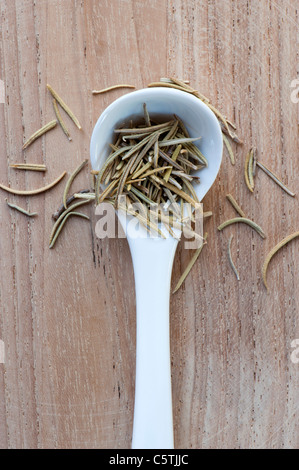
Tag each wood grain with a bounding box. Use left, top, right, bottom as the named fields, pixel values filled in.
left=0, top=0, right=298, bottom=449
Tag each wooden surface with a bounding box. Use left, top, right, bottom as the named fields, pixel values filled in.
left=0, top=0, right=298, bottom=449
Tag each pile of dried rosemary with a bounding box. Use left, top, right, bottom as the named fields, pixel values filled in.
left=92, top=105, right=207, bottom=240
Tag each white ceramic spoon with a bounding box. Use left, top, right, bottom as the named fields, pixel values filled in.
left=90, top=88, right=223, bottom=449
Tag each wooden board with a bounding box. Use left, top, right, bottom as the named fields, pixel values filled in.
left=0, top=0, right=298, bottom=449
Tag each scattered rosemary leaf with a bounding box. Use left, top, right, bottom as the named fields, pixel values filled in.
left=47, top=84, right=82, bottom=130
left=49, top=199, right=91, bottom=245
left=168, top=77, right=211, bottom=103
left=226, top=194, right=247, bottom=218
left=222, top=133, right=235, bottom=166
left=226, top=118, right=237, bottom=131
left=173, top=233, right=208, bottom=293
left=53, top=99, right=72, bottom=141
left=52, top=189, right=91, bottom=220
left=169, top=77, right=197, bottom=94
left=10, top=163, right=47, bottom=172
left=90, top=172, right=96, bottom=191
left=6, top=199, right=38, bottom=217
left=49, top=211, right=90, bottom=249
left=218, top=217, right=266, bottom=239
left=248, top=149, right=255, bottom=190
left=252, top=150, right=257, bottom=177
left=205, top=102, right=235, bottom=140
left=244, top=148, right=254, bottom=193
left=228, top=235, right=240, bottom=281
left=0, top=171, right=66, bottom=196
left=92, top=84, right=135, bottom=94
left=160, top=77, right=190, bottom=85
left=256, top=161, right=296, bottom=197
left=22, top=120, right=57, bottom=150
left=219, top=121, right=243, bottom=145
left=74, top=192, right=96, bottom=200
left=63, top=160, right=88, bottom=209
left=262, top=231, right=299, bottom=291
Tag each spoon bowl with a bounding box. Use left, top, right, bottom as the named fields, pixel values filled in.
left=90, top=87, right=223, bottom=449
left=91, top=87, right=223, bottom=202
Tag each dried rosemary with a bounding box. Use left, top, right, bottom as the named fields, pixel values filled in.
left=52, top=189, right=91, bottom=220
left=10, top=163, right=47, bottom=172
left=248, top=149, right=255, bottom=189
left=63, top=160, right=88, bottom=209
left=159, top=136, right=201, bottom=147
left=223, top=134, right=235, bottom=166
left=220, top=121, right=243, bottom=145
left=47, top=84, right=82, bottom=130
left=228, top=235, right=240, bottom=281
left=218, top=217, right=266, bottom=239
left=53, top=99, right=72, bottom=141
left=95, top=110, right=207, bottom=239
left=49, top=199, right=91, bottom=246
left=262, top=231, right=299, bottom=291
left=256, top=161, right=295, bottom=197
left=114, top=121, right=174, bottom=135
left=226, top=194, right=246, bottom=218
left=92, top=84, right=135, bottom=94
left=22, top=120, right=57, bottom=150
left=6, top=200, right=38, bottom=217
left=0, top=171, right=66, bottom=196
left=244, top=148, right=254, bottom=193
left=173, top=233, right=208, bottom=293
left=49, top=211, right=90, bottom=249
left=74, top=192, right=95, bottom=200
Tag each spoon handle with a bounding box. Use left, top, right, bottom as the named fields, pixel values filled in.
left=128, top=236, right=179, bottom=449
